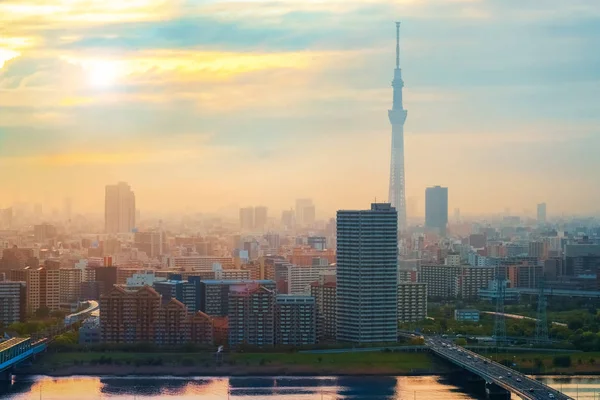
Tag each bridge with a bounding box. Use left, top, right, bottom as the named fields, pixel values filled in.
left=425, top=336, right=573, bottom=400
left=515, top=287, right=600, bottom=298
left=0, top=337, right=47, bottom=381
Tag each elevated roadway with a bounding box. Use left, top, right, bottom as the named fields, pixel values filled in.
left=64, top=300, right=99, bottom=326
left=515, top=288, right=600, bottom=298
left=426, top=336, right=572, bottom=400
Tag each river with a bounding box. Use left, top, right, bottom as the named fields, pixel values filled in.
left=0, top=375, right=599, bottom=399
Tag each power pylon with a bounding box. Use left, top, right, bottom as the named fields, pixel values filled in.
left=535, top=278, right=549, bottom=344
left=493, top=273, right=506, bottom=345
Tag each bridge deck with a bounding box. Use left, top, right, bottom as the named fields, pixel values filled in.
left=426, top=337, right=573, bottom=400
left=0, top=338, right=46, bottom=373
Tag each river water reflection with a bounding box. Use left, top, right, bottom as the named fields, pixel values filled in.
left=0, top=375, right=598, bottom=399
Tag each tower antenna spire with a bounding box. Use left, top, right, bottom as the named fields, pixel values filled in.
left=395, top=21, right=400, bottom=69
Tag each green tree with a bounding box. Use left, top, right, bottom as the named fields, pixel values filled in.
left=552, top=356, right=571, bottom=368
left=410, top=337, right=425, bottom=345
left=534, top=358, right=544, bottom=370
left=35, top=307, right=50, bottom=319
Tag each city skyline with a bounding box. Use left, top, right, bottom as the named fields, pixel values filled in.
left=1, top=1, right=600, bottom=216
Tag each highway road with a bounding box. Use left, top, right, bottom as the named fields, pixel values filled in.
left=425, top=336, right=573, bottom=400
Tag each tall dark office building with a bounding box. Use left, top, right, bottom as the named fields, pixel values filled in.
left=336, top=203, right=398, bottom=343
left=425, top=186, right=448, bottom=236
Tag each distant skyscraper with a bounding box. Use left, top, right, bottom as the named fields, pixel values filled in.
left=388, top=22, right=408, bottom=230
left=303, top=204, right=316, bottom=226
left=295, top=198, right=314, bottom=226
left=537, top=203, right=547, bottom=225
left=336, top=203, right=398, bottom=343
left=425, top=186, right=448, bottom=236
left=281, top=209, right=294, bottom=229
left=254, top=206, right=268, bottom=230
left=105, top=182, right=136, bottom=234
left=64, top=197, right=72, bottom=221
left=239, top=207, right=254, bottom=231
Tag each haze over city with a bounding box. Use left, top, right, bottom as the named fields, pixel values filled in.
left=1, top=0, right=599, bottom=218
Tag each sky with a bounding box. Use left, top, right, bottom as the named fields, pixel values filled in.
left=1, top=0, right=599, bottom=218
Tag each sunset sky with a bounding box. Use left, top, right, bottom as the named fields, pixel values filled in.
left=1, top=0, right=599, bottom=218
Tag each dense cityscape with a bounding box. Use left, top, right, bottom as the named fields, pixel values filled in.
left=1, top=1, right=599, bottom=398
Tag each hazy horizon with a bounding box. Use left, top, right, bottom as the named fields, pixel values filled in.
left=1, top=0, right=599, bottom=217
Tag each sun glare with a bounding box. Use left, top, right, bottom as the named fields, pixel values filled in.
left=88, top=61, right=119, bottom=87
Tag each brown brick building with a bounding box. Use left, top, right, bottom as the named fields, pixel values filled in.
left=100, top=285, right=213, bottom=345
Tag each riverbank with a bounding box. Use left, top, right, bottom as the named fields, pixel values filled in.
left=18, top=350, right=600, bottom=377
left=18, top=351, right=448, bottom=377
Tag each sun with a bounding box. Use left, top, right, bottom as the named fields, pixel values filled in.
left=88, top=61, right=119, bottom=88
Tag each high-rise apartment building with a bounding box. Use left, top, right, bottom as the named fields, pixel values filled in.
left=336, top=203, right=398, bottom=343
left=254, top=206, right=268, bottom=230
left=397, top=282, right=427, bottom=322
left=134, top=231, right=165, bottom=258
left=11, top=267, right=41, bottom=313
left=200, top=279, right=275, bottom=317
left=310, top=280, right=336, bottom=342
left=275, top=295, right=316, bottom=345
left=425, top=186, right=448, bottom=236
left=228, top=282, right=275, bottom=347
left=287, top=264, right=335, bottom=295
left=418, top=264, right=460, bottom=299
left=0, top=281, right=26, bottom=324
left=154, top=279, right=200, bottom=312
left=43, top=268, right=60, bottom=311
left=457, top=265, right=496, bottom=298
left=105, top=182, right=136, bottom=234
left=10, top=267, right=59, bottom=313
left=537, top=203, right=547, bottom=225
left=59, top=268, right=83, bottom=304
left=529, top=241, right=548, bottom=260
left=239, top=207, right=255, bottom=231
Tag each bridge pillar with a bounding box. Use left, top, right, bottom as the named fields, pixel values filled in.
left=485, top=382, right=510, bottom=400
left=0, top=370, right=13, bottom=383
